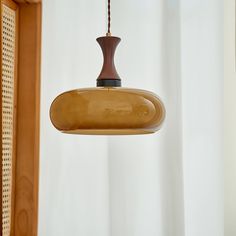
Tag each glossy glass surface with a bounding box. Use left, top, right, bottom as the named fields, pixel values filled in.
left=50, top=87, right=165, bottom=135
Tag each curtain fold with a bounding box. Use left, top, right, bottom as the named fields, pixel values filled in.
left=180, top=1, right=223, bottom=235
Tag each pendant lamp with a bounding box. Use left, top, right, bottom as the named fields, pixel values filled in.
left=50, top=0, right=165, bottom=135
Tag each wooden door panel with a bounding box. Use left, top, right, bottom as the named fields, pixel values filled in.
left=1, top=1, right=41, bottom=235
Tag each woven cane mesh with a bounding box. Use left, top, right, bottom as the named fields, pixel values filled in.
left=2, top=4, right=16, bottom=236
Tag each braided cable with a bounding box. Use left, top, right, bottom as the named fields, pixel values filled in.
left=107, top=0, right=111, bottom=35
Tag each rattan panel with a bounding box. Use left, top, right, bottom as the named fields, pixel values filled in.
left=1, top=4, right=16, bottom=236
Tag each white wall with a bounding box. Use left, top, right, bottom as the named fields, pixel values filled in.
left=39, top=0, right=224, bottom=236
left=224, top=0, right=236, bottom=235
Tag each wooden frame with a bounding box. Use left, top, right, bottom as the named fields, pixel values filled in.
left=1, top=0, right=41, bottom=235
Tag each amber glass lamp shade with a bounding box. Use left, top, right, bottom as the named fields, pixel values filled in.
left=50, top=36, right=165, bottom=135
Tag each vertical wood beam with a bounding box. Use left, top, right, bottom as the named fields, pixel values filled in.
left=13, top=3, right=41, bottom=236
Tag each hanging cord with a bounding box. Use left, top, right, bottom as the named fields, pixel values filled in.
left=106, top=0, right=111, bottom=36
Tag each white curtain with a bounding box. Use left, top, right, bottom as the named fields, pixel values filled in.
left=39, top=0, right=223, bottom=236
left=224, top=0, right=236, bottom=236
